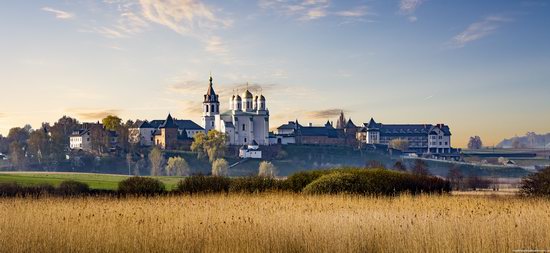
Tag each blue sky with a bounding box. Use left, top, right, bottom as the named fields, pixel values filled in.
left=0, top=0, right=549, bottom=147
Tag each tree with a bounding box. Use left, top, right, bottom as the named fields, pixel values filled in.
left=101, top=115, right=122, bottom=131
left=211, top=158, right=229, bottom=176
left=27, top=128, right=51, bottom=165
left=389, top=138, right=409, bottom=151
left=7, top=127, right=31, bottom=145
left=258, top=161, right=277, bottom=178
left=411, top=159, right=430, bottom=176
left=467, top=136, right=483, bottom=150
left=49, top=116, right=80, bottom=161
left=366, top=160, right=385, bottom=169
left=521, top=166, right=550, bottom=196
left=447, top=165, right=463, bottom=190
left=9, top=142, right=27, bottom=170
left=165, top=157, right=190, bottom=176
left=149, top=147, right=165, bottom=176
left=0, top=135, right=9, bottom=154
left=393, top=160, right=407, bottom=172
left=89, top=126, right=110, bottom=154
left=191, top=130, right=228, bottom=162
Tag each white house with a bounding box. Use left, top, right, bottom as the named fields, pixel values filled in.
left=70, top=129, right=92, bottom=150
left=239, top=141, right=262, bottom=159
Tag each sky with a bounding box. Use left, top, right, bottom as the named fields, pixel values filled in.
left=0, top=0, right=549, bottom=148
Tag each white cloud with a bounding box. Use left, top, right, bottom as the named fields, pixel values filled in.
left=139, top=0, right=232, bottom=35
left=399, top=0, right=424, bottom=14
left=42, top=7, right=75, bottom=20
left=205, top=36, right=229, bottom=55
left=450, top=16, right=511, bottom=48
left=399, top=0, right=424, bottom=22
left=259, top=0, right=370, bottom=21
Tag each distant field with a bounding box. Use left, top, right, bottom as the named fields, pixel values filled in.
left=0, top=172, right=183, bottom=190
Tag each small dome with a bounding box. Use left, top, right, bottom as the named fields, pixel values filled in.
left=242, top=90, right=253, bottom=99
left=260, top=95, right=266, bottom=101
left=235, top=95, right=242, bottom=101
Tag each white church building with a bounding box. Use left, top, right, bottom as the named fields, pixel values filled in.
left=202, top=76, right=270, bottom=146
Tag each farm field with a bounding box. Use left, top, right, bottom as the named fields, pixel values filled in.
left=1, top=194, right=549, bottom=253
left=0, top=172, right=183, bottom=190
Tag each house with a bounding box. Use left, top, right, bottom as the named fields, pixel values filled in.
left=358, top=118, right=455, bottom=154
left=129, top=117, right=204, bottom=147
left=150, top=114, right=198, bottom=150
left=269, top=121, right=299, bottom=145
left=239, top=140, right=262, bottom=159
left=69, top=122, right=118, bottom=152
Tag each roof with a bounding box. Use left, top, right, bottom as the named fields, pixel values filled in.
left=242, top=90, right=253, bottom=99
left=277, top=121, right=300, bottom=130
left=224, top=121, right=235, bottom=128
left=159, top=114, right=178, bottom=128
left=70, top=129, right=90, bottom=137
left=345, top=119, right=356, bottom=128
left=251, top=140, right=259, bottom=145
left=296, top=126, right=342, bottom=138
left=148, top=119, right=204, bottom=130
left=138, top=120, right=152, bottom=128
left=204, top=76, right=219, bottom=103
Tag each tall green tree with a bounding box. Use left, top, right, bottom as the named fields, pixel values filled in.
left=50, top=116, right=80, bottom=160
left=191, top=130, right=228, bottom=162
left=102, top=115, right=122, bottom=131
left=9, top=142, right=27, bottom=170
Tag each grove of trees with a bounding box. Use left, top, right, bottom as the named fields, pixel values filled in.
left=467, top=136, right=483, bottom=150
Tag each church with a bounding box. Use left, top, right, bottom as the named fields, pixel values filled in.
left=202, top=76, right=270, bottom=146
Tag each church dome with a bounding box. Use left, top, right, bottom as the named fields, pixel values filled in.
left=242, top=90, right=253, bottom=99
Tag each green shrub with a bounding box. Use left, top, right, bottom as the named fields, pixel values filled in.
left=230, top=177, right=283, bottom=193
left=521, top=167, right=550, bottom=196
left=118, top=177, right=165, bottom=196
left=300, top=168, right=450, bottom=196
left=57, top=180, right=90, bottom=196
left=176, top=175, right=230, bottom=194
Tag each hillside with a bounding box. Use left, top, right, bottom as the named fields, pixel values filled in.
left=497, top=132, right=550, bottom=148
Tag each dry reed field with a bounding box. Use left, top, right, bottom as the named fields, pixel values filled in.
left=1, top=194, right=549, bottom=253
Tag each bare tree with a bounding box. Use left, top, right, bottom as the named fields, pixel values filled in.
left=149, top=147, right=165, bottom=176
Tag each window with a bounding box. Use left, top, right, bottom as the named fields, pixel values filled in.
left=206, top=105, right=209, bottom=112
left=211, top=122, right=214, bottom=127
left=439, top=142, right=442, bottom=145
left=242, top=124, right=246, bottom=131
left=439, top=136, right=442, bottom=139
left=445, top=142, right=448, bottom=145
left=244, top=138, right=247, bottom=143
left=211, top=104, right=214, bottom=112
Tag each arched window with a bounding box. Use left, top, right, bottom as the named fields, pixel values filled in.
left=205, top=105, right=209, bottom=112
left=210, top=104, right=214, bottom=112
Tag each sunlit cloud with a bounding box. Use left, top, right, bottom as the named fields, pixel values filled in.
left=449, top=15, right=511, bottom=48
left=42, top=7, right=75, bottom=20
left=65, top=108, right=121, bottom=121
left=306, top=108, right=347, bottom=119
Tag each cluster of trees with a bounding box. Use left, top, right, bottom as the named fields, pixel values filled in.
left=467, top=136, right=483, bottom=150
left=0, top=115, right=137, bottom=171
left=388, top=138, right=410, bottom=151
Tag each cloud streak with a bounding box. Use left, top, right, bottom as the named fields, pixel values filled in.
left=42, top=7, right=75, bottom=19
left=306, top=108, right=346, bottom=119
left=259, top=0, right=371, bottom=22
left=398, top=0, right=424, bottom=22
left=66, top=109, right=121, bottom=121
left=450, top=16, right=511, bottom=48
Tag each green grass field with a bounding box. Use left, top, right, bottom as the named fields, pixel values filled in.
left=0, top=172, right=183, bottom=190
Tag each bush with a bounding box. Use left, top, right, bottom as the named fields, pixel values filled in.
left=57, top=180, right=90, bottom=196
left=258, top=161, right=278, bottom=178
left=297, top=168, right=449, bottom=195
left=0, top=182, right=55, bottom=197
left=230, top=177, right=284, bottom=193
left=176, top=175, right=230, bottom=194
left=521, top=167, right=550, bottom=196
left=118, top=177, right=165, bottom=196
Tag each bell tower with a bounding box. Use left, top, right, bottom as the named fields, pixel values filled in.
left=202, top=75, right=219, bottom=133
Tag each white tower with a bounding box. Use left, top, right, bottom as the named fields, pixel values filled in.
left=202, top=75, right=219, bottom=133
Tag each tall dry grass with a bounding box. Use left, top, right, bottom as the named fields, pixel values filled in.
left=1, top=194, right=549, bottom=252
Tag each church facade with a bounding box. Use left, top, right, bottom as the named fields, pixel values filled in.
left=202, top=76, right=270, bottom=146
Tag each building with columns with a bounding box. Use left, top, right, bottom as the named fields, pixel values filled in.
left=202, top=76, right=270, bottom=146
